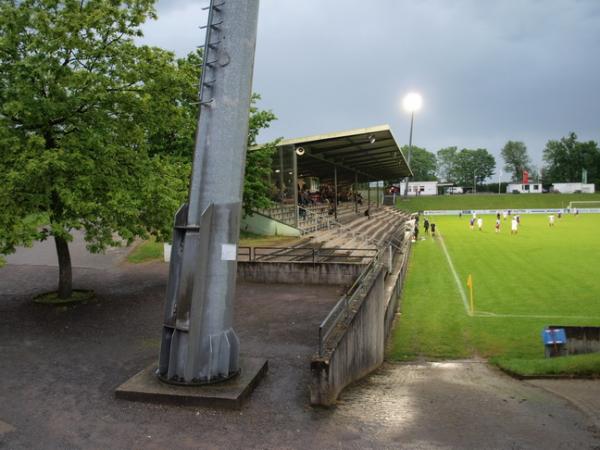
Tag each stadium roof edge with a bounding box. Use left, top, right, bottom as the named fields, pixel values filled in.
left=251, top=124, right=413, bottom=182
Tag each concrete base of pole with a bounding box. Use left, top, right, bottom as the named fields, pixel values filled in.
left=115, top=356, right=268, bottom=409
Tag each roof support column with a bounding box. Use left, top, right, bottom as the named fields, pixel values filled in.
left=278, top=147, right=284, bottom=204
left=376, top=181, right=380, bottom=208
left=354, top=172, right=358, bottom=214
left=292, top=146, right=299, bottom=229
left=334, top=166, right=338, bottom=221
left=367, top=182, right=371, bottom=217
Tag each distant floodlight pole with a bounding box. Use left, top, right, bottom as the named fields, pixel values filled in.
left=402, top=92, right=422, bottom=198
left=498, top=170, right=501, bottom=194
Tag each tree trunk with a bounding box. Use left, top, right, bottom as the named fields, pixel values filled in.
left=54, top=235, right=72, bottom=299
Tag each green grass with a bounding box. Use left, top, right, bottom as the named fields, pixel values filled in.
left=127, top=238, right=164, bottom=263
left=34, top=289, right=95, bottom=305
left=492, top=353, right=600, bottom=378
left=389, top=213, right=600, bottom=375
left=397, top=193, right=600, bottom=212
left=127, top=232, right=301, bottom=263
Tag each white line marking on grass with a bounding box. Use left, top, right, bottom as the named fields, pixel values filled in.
left=473, top=311, right=600, bottom=320
left=436, top=233, right=600, bottom=321
left=437, top=232, right=472, bottom=316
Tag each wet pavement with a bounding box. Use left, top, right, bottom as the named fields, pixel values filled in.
left=0, top=244, right=599, bottom=448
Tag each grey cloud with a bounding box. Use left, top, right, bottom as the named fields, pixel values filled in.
left=142, top=0, right=600, bottom=170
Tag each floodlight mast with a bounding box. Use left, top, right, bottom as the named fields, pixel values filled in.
left=157, top=0, right=261, bottom=385
left=401, top=93, right=422, bottom=199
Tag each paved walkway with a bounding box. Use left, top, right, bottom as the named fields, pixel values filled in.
left=528, top=379, right=600, bottom=429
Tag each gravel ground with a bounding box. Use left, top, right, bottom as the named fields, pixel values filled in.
left=0, top=261, right=599, bottom=449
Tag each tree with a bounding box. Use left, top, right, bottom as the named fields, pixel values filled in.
left=0, top=0, right=277, bottom=298
left=436, top=146, right=458, bottom=182
left=402, top=145, right=437, bottom=181
left=449, top=148, right=496, bottom=188
left=501, top=141, right=530, bottom=182
left=543, top=132, right=600, bottom=187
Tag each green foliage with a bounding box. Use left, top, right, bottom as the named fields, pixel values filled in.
left=501, top=141, right=530, bottom=182
left=449, top=148, right=496, bottom=187
left=402, top=145, right=437, bottom=181
left=543, top=132, right=600, bottom=187
left=436, top=146, right=458, bottom=182
left=390, top=214, right=600, bottom=377
left=0, top=0, right=167, bottom=259
left=244, top=95, right=278, bottom=217
left=0, top=0, right=278, bottom=273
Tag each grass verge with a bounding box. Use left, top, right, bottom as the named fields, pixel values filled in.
left=492, top=353, right=600, bottom=378
left=34, top=289, right=95, bottom=305
left=127, top=232, right=301, bottom=264
left=127, top=238, right=163, bottom=263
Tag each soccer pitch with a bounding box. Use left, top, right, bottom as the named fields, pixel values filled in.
left=390, top=213, right=600, bottom=369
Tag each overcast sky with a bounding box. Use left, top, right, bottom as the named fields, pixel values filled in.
left=140, top=0, right=600, bottom=176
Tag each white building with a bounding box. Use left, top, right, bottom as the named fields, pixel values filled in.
left=551, top=183, right=595, bottom=194
left=506, top=183, right=543, bottom=194
left=399, top=181, right=438, bottom=196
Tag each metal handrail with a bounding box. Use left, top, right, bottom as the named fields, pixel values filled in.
left=317, top=249, right=385, bottom=356
left=236, top=245, right=378, bottom=264
left=316, top=230, right=413, bottom=356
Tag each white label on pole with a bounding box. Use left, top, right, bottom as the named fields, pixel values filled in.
left=221, top=243, right=237, bottom=261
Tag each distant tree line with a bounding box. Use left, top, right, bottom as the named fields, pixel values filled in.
left=404, top=133, right=600, bottom=189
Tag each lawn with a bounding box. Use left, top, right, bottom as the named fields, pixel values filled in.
left=389, top=213, right=600, bottom=376
left=127, top=231, right=300, bottom=263
left=396, top=193, right=600, bottom=212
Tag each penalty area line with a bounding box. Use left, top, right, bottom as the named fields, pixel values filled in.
left=437, top=232, right=472, bottom=317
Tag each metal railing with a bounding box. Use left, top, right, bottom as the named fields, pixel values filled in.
left=316, top=225, right=413, bottom=357
left=237, top=246, right=377, bottom=264
left=317, top=249, right=384, bottom=356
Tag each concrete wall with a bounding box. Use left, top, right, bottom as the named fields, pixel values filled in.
left=310, top=268, right=386, bottom=406
left=237, top=261, right=364, bottom=286
left=241, top=212, right=301, bottom=237
left=310, top=234, right=412, bottom=406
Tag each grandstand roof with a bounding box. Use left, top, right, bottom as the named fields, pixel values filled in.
left=258, top=124, right=412, bottom=183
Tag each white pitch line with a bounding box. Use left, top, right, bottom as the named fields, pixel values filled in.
left=473, top=310, right=600, bottom=320
left=437, top=233, right=471, bottom=316
left=436, top=233, right=600, bottom=321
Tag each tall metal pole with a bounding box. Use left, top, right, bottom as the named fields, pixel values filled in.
left=157, top=0, right=261, bottom=385
left=354, top=172, right=358, bottom=214
left=403, top=111, right=414, bottom=198
left=292, top=146, right=299, bottom=229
